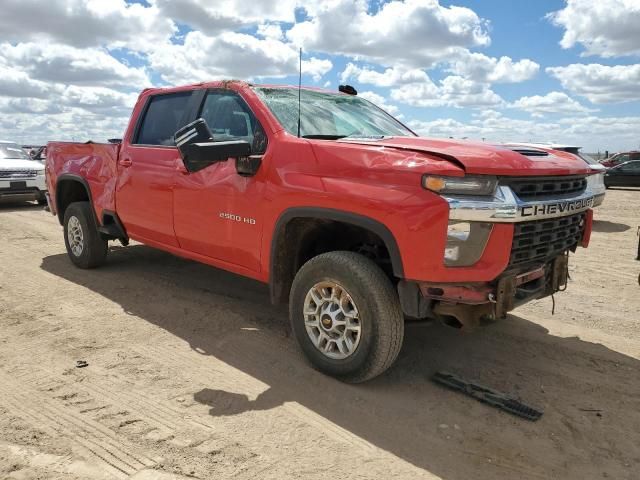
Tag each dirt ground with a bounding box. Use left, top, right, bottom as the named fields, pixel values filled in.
left=0, top=188, right=638, bottom=480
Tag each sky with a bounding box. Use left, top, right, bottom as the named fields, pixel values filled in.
left=0, top=0, right=639, bottom=152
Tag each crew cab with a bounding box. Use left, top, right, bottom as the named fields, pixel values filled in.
left=46, top=81, right=596, bottom=382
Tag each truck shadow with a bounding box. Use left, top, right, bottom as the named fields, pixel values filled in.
left=41, top=245, right=640, bottom=480
left=592, top=220, right=631, bottom=233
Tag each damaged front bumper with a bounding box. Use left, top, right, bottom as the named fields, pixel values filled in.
left=399, top=254, right=569, bottom=329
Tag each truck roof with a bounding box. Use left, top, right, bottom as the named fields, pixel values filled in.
left=140, top=80, right=346, bottom=97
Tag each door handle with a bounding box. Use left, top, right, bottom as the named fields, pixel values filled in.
left=119, top=157, right=133, bottom=167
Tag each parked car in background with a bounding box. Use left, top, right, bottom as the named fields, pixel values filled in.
left=503, top=143, right=606, bottom=207
left=604, top=161, right=640, bottom=188
left=601, top=151, right=640, bottom=168
left=0, top=140, right=48, bottom=205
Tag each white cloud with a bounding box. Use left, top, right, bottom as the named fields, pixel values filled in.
left=548, top=0, right=640, bottom=57
left=154, top=0, right=299, bottom=35
left=448, top=52, right=539, bottom=83
left=358, top=91, right=401, bottom=115
left=0, top=0, right=175, bottom=52
left=408, top=111, right=640, bottom=151
left=287, top=0, right=490, bottom=68
left=0, top=42, right=149, bottom=90
left=546, top=63, right=640, bottom=103
left=510, top=91, right=597, bottom=117
left=147, top=31, right=332, bottom=84
left=257, top=23, right=285, bottom=41
left=391, top=75, right=504, bottom=108
left=340, top=64, right=430, bottom=87
left=0, top=66, right=58, bottom=99
left=0, top=109, right=130, bottom=145
left=302, top=58, right=334, bottom=82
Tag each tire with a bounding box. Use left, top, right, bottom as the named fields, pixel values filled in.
left=63, top=201, right=108, bottom=269
left=289, top=251, right=404, bottom=383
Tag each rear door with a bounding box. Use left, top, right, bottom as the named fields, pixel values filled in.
left=172, top=89, right=269, bottom=271
left=116, top=91, right=195, bottom=246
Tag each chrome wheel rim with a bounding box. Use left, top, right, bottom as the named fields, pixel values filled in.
left=67, top=216, right=84, bottom=257
left=303, top=281, right=361, bottom=360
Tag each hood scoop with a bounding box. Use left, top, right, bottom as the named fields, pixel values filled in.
left=506, top=147, right=549, bottom=157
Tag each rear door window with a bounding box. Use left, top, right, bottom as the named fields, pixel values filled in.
left=135, top=92, right=193, bottom=146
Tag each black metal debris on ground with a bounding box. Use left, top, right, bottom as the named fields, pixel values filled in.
left=76, top=360, right=88, bottom=368
left=432, top=371, right=543, bottom=421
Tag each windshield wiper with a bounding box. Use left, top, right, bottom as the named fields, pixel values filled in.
left=343, top=134, right=386, bottom=140
left=301, top=134, right=347, bottom=140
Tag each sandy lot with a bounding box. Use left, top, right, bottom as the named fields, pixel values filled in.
left=0, top=188, right=638, bottom=480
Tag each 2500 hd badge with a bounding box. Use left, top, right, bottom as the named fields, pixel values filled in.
left=520, top=197, right=594, bottom=217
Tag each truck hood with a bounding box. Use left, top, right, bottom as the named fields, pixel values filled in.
left=0, top=158, right=45, bottom=171
left=337, top=136, right=592, bottom=176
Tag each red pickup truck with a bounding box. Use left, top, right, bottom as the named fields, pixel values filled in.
left=46, top=81, right=596, bottom=382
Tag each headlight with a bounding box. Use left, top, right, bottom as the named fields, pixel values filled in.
left=587, top=173, right=604, bottom=188
left=444, top=221, right=493, bottom=266
left=423, top=175, right=497, bottom=196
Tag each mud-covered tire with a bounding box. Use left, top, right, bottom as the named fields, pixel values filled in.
left=289, top=251, right=404, bottom=383
left=63, top=201, right=108, bottom=269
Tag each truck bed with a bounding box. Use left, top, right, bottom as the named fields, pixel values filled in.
left=46, top=141, right=120, bottom=222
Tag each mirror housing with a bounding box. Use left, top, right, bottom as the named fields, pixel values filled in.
left=236, top=155, right=262, bottom=177
left=175, top=118, right=252, bottom=173
left=180, top=141, right=251, bottom=173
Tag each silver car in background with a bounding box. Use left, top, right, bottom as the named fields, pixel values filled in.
left=0, top=140, right=48, bottom=205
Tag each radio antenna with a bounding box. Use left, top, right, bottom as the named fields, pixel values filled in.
left=297, top=47, right=302, bottom=138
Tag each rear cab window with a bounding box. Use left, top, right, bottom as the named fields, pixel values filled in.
left=134, top=91, right=194, bottom=146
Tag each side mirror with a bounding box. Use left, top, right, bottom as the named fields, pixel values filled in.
left=175, top=118, right=251, bottom=173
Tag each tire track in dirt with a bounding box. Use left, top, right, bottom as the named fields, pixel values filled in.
left=0, top=370, right=156, bottom=479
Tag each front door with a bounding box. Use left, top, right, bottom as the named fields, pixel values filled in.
left=116, top=91, right=194, bottom=246
left=173, top=89, right=269, bottom=272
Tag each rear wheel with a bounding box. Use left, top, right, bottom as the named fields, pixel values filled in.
left=289, top=251, right=404, bottom=383
left=63, top=201, right=108, bottom=268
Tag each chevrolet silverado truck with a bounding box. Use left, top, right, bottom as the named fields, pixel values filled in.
left=46, top=81, right=596, bottom=382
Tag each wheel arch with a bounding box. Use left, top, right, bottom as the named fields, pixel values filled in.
left=269, top=207, right=404, bottom=304
left=55, top=174, right=96, bottom=225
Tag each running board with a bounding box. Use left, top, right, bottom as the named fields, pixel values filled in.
left=432, top=371, right=543, bottom=421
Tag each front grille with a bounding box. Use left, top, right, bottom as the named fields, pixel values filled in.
left=0, top=170, right=38, bottom=179
left=502, top=176, right=587, bottom=200
left=509, top=212, right=585, bottom=268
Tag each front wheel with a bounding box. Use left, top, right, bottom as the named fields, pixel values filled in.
left=63, top=201, right=108, bottom=268
left=289, top=251, right=404, bottom=383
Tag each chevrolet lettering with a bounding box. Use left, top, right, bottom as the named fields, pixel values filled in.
left=521, top=197, right=594, bottom=218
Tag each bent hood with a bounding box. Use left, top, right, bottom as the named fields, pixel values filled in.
left=337, top=136, right=592, bottom=176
